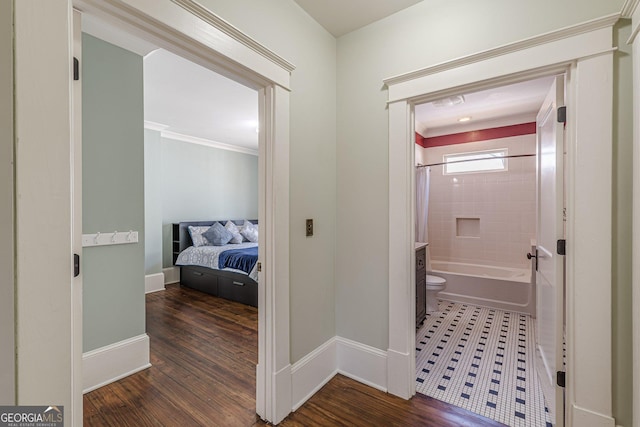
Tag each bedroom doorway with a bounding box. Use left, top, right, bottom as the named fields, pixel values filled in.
left=67, top=1, right=292, bottom=423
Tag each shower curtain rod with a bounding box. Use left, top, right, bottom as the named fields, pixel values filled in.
left=416, top=153, right=536, bottom=168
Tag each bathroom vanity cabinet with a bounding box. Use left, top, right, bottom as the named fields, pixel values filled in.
left=416, top=245, right=426, bottom=327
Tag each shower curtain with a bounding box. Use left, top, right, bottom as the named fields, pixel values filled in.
left=416, top=166, right=430, bottom=243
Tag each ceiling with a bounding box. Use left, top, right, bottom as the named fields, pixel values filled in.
left=293, top=0, right=423, bottom=37
left=415, top=76, right=555, bottom=138
left=144, top=49, right=259, bottom=152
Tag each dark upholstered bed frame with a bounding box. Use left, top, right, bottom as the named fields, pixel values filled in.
left=172, top=220, right=258, bottom=307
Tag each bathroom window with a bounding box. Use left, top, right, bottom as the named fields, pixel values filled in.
left=444, top=148, right=508, bottom=174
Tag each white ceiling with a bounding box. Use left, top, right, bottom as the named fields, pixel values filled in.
left=293, top=0, right=423, bottom=37
left=144, top=49, right=259, bottom=152
left=415, top=76, right=555, bottom=138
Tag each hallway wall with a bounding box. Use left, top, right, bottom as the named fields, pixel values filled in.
left=335, top=1, right=629, bottom=425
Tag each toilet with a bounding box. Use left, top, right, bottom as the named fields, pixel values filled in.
left=424, top=245, right=447, bottom=314
left=426, top=275, right=446, bottom=314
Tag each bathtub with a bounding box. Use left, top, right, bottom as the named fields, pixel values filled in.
left=429, top=260, right=535, bottom=316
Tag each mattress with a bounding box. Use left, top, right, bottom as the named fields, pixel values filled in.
left=175, top=242, right=259, bottom=282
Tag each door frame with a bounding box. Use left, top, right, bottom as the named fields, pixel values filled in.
left=15, top=0, right=294, bottom=424
left=386, top=17, right=617, bottom=426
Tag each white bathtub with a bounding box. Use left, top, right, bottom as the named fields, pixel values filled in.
left=430, top=260, right=535, bottom=315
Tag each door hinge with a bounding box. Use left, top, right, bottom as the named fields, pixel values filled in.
left=73, top=57, right=80, bottom=81
left=557, top=106, right=567, bottom=123
left=557, top=239, right=566, bottom=256
left=257, top=262, right=261, bottom=272
left=73, top=253, right=80, bottom=277
left=556, top=371, right=566, bottom=388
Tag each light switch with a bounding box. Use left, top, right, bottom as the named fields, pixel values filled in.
left=306, top=219, right=313, bottom=237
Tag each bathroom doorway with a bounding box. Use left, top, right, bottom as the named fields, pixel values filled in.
left=412, top=75, right=565, bottom=426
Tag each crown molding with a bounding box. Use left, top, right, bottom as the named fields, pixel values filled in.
left=383, top=13, right=620, bottom=88
left=143, top=120, right=169, bottom=132
left=621, top=0, right=639, bottom=18
left=144, top=124, right=259, bottom=156
left=171, top=0, right=295, bottom=73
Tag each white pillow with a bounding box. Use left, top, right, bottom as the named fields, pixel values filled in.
left=240, top=220, right=259, bottom=243
left=225, top=221, right=244, bottom=244
left=188, top=225, right=212, bottom=247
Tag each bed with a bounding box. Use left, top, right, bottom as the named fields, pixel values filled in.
left=172, top=220, right=258, bottom=307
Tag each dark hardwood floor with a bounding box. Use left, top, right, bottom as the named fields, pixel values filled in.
left=83, top=283, right=505, bottom=426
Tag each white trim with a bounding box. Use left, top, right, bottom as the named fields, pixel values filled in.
left=629, top=1, right=640, bottom=44
left=386, top=20, right=615, bottom=427
left=144, top=121, right=258, bottom=156
left=145, top=273, right=165, bottom=294
left=290, top=338, right=337, bottom=411
left=163, top=267, right=180, bottom=284
left=385, top=26, right=616, bottom=104
left=170, top=0, right=295, bottom=73
left=622, top=0, right=640, bottom=19
left=143, top=120, right=169, bottom=132
left=336, top=337, right=388, bottom=393
left=73, top=0, right=293, bottom=89
left=383, top=14, right=619, bottom=88
left=570, top=404, right=616, bottom=427
left=161, top=129, right=258, bottom=156
left=82, top=334, right=151, bottom=394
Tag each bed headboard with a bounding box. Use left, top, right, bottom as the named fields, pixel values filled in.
left=172, top=220, right=258, bottom=264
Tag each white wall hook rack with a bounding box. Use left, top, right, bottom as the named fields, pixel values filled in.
left=82, top=230, right=139, bottom=247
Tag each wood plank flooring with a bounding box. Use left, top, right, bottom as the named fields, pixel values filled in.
left=83, top=284, right=505, bottom=426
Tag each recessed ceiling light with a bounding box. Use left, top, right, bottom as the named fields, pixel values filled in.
left=458, top=116, right=472, bottom=122
left=432, top=95, right=465, bottom=107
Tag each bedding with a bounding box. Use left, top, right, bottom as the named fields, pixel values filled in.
left=218, top=246, right=258, bottom=275
left=176, top=242, right=259, bottom=282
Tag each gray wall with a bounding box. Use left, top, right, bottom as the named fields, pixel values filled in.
left=144, top=129, right=162, bottom=275
left=612, top=19, right=633, bottom=427
left=82, top=33, right=145, bottom=352
left=0, top=0, right=14, bottom=405
left=143, top=131, right=259, bottom=274
left=334, top=0, right=628, bottom=425
left=197, top=0, right=337, bottom=363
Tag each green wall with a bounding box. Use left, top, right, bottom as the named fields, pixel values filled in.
left=195, top=0, right=338, bottom=363
left=82, top=33, right=145, bottom=352
left=612, top=19, right=633, bottom=427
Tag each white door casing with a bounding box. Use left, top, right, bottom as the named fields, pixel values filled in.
left=534, top=75, right=565, bottom=427
left=16, top=0, right=293, bottom=425
left=386, top=18, right=615, bottom=426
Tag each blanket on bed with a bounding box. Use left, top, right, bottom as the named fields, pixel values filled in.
left=218, top=246, right=258, bottom=275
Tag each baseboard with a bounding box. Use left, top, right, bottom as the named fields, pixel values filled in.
left=291, top=338, right=337, bottom=411
left=163, top=266, right=180, bottom=284
left=571, top=404, right=616, bottom=427
left=336, top=336, right=387, bottom=392
left=273, top=364, right=292, bottom=425
left=145, top=273, right=165, bottom=294
left=386, top=348, right=413, bottom=399
left=82, top=334, right=151, bottom=393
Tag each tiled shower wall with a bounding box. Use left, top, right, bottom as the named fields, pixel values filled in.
left=421, top=134, right=536, bottom=269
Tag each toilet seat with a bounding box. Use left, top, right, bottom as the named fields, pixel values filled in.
left=426, top=275, right=446, bottom=285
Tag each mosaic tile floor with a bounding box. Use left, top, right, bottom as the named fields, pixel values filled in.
left=416, top=301, right=552, bottom=427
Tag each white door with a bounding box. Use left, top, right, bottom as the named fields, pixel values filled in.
left=535, top=75, right=565, bottom=427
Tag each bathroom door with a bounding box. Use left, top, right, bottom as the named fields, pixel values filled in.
left=535, top=75, right=565, bottom=427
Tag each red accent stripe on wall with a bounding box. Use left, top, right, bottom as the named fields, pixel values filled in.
left=416, top=122, right=536, bottom=148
